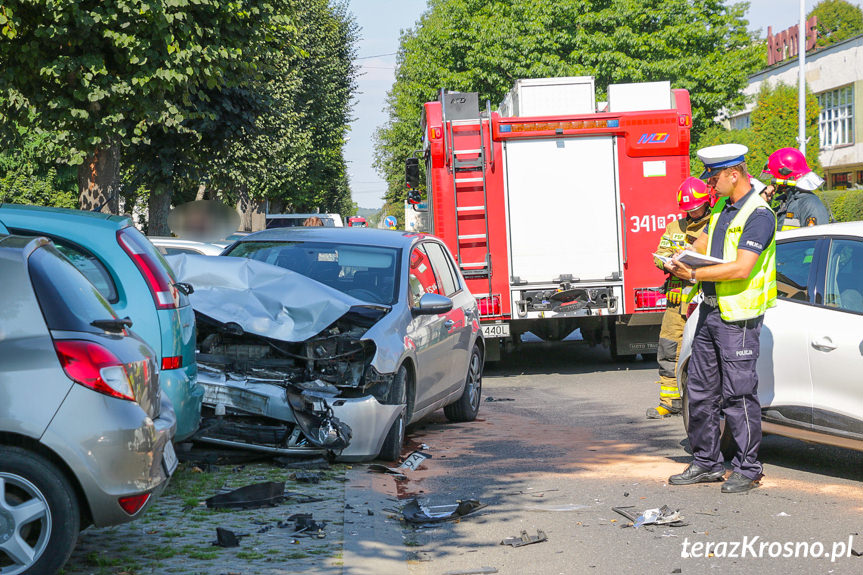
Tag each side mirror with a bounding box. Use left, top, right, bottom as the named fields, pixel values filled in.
left=405, top=157, right=420, bottom=200
left=413, top=293, right=453, bottom=315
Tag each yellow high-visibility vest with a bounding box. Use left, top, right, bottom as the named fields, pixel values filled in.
left=706, top=193, right=777, bottom=321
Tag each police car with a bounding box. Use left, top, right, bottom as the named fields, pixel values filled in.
left=677, top=221, right=863, bottom=455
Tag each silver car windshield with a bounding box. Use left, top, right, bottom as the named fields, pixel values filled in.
left=227, top=241, right=400, bottom=305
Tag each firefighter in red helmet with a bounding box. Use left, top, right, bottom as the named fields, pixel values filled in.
left=646, top=177, right=713, bottom=419
left=761, top=147, right=831, bottom=230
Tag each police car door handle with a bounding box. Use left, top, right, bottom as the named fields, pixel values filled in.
left=811, top=336, right=837, bottom=351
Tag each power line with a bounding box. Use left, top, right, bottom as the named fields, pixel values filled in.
left=355, top=51, right=397, bottom=60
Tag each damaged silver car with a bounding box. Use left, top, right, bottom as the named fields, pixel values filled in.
left=169, top=228, right=484, bottom=461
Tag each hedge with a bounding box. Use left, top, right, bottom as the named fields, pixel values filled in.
left=816, top=189, right=863, bottom=223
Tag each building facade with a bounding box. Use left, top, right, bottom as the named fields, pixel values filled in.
left=729, top=33, right=863, bottom=189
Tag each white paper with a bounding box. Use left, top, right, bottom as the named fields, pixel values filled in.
left=642, top=160, right=667, bottom=178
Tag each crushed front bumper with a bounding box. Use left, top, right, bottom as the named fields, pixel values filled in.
left=195, top=368, right=401, bottom=461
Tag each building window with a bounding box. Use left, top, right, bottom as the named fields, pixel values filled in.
left=857, top=170, right=863, bottom=185
left=818, top=85, right=854, bottom=149
left=729, top=113, right=751, bottom=131
left=832, top=172, right=851, bottom=189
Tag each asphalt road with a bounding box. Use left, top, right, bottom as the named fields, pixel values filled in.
left=395, top=340, right=863, bottom=575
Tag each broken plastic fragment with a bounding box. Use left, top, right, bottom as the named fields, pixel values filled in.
left=399, top=450, right=432, bottom=471
left=367, top=464, right=407, bottom=480
left=205, top=481, right=285, bottom=510
left=500, top=529, right=548, bottom=548
left=401, top=498, right=486, bottom=524
left=213, top=527, right=241, bottom=548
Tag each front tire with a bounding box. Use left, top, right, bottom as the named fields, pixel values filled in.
left=378, top=365, right=409, bottom=461
left=0, top=447, right=80, bottom=575
left=444, top=344, right=483, bottom=422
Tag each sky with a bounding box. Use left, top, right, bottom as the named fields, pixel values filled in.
left=344, top=0, right=863, bottom=210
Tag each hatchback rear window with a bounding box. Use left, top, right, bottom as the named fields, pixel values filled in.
left=29, top=246, right=117, bottom=334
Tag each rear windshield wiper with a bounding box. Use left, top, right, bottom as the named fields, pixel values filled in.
left=91, top=317, right=133, bottom=332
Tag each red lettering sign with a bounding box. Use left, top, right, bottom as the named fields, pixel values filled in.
left=767, top=16, right=818, bottom=66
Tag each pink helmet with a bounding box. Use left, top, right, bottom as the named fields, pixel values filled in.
left=677, top=176, right=713, bottom=211
left=762, top=147, right=811, bottom=183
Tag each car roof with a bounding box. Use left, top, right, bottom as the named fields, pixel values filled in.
left=0, top=203, right=131, bottom=229
left=237, top=227, right=436, bottom=249
left=777, top=221, right=863, bottom=241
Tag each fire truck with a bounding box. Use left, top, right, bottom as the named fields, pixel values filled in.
left=406, top=77, right=693, bottom=361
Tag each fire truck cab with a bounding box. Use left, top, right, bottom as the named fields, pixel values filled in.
left=409, top=77, right=693, bottom=361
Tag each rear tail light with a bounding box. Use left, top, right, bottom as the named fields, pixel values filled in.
left=477, top=295, right=501, bottom=316
left=117, top=229, right=179, bottom=309
left=118, top=493, right=151, bottom=515
left=161, top=356, right=183, bottom=370
left=54, top=340, right=135, bottom=401
left=635, top=289, right=666, bottom=310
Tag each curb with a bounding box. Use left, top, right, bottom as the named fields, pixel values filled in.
left=342, top=466, right=408, bottom=575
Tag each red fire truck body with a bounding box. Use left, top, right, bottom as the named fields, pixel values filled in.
left=414, top=78, right=694, bottom=360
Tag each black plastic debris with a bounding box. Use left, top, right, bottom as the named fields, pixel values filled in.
left=205, top=481, right=285, bottom=509
left=213, top=527, right=241, bottom=548
left=280, top=513, right=327, bottom=538
left=367, top=464, right=407, bottom=480
left=401, top=498, right=486, bottom=524
left=292, top=471, right=322, bottom=484
left=273, top=456, right=331, bottom=470
left=399, top=450, right=432, bottom=471
left=485, top=397, right=515, bottom=402
left=443, top=568, right=498, bottom=575
left=500, top=530, right=548, bottom=547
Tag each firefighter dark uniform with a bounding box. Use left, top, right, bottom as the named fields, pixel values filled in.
left=647, top=213, right=709, bottom=418
left=775, top=189, right=831, bottom=230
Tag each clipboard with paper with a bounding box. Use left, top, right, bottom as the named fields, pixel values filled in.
left=653, top=251, right=728, bottom=269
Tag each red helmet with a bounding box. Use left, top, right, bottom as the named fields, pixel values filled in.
left=677, top=176, right=713, bottom=211
left=762, top=147, right=811, bottom=184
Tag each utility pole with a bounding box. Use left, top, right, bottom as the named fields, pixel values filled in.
left=798, top=0, right=807, bottom=156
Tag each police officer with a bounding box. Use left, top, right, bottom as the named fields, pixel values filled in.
left=666, top=144, right=777, bottom=494
left=646, top=177, right=712, bottom=419
left=761, top=147, right=831, bottom=230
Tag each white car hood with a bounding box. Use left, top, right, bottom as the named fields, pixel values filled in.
left=166, top=254, right=367, bottom=342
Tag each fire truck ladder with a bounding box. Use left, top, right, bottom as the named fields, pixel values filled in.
left=442, top=92, right=493, bottom=294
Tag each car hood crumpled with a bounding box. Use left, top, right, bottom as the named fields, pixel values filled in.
left=166, top=254, right=368, bottom=342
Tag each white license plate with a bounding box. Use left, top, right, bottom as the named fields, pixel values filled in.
left=162, top=440, right=178, bottom=475
left=482, top=323, right=510, bottom=338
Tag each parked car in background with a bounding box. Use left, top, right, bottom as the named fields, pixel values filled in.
left=149, top=237, right=225, bottom=256
left=265, top=213, right=343, bottom=228
left=0, top=204, right=203, bottom=441
left=173, top=228, right=484, bottom=460
left=0, top=235, right=177, bottom=574
left=677, top=222, right=863, bottom=456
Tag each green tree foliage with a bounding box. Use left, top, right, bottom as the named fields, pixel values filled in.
left=0, top=0, right=268, bottom=214
left=374, top=0, right=761, bottom=205
left=809, top=0, right=863, bottom=47
left=818, top=189, right=863, bottom=221
left=0, top=130, right=77, bottom=208
left=695, top=82, right=820, bottom=184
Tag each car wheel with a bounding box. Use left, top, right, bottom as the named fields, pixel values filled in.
left=0, top=447, right=80, bottom=575
left=444, top=344, right=483, bottom=423
left=681, top=368, right=737, bottom=462
left=378, top=365, right=409, bottom=461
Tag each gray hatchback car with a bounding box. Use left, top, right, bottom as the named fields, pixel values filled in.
left=0, top=235, right=177, bottom=574
left=175, top=228, right=485, bottom=461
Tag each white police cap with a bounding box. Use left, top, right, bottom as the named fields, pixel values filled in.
left=697, top=143, right=748, bottom=179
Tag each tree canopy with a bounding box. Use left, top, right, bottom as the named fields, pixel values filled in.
left=809, top=0, right=863, bottom=48
left=695, top=82, right=820, bottom=191
left=374, top=0, right=761, bottom=206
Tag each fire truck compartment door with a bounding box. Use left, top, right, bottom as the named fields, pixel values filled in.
left=505, top=136, right=619, bottom=283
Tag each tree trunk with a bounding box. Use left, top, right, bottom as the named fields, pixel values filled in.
left=77, top=145, right=120, bottom=214
left=148, top=182, right=173, bottom=236
left=236, top=185, right=267, bottom=231
left=195, top=183, right=208, bottom=201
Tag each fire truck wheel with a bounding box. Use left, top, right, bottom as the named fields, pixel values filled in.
left=444, top=344, right=483, bottom=422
